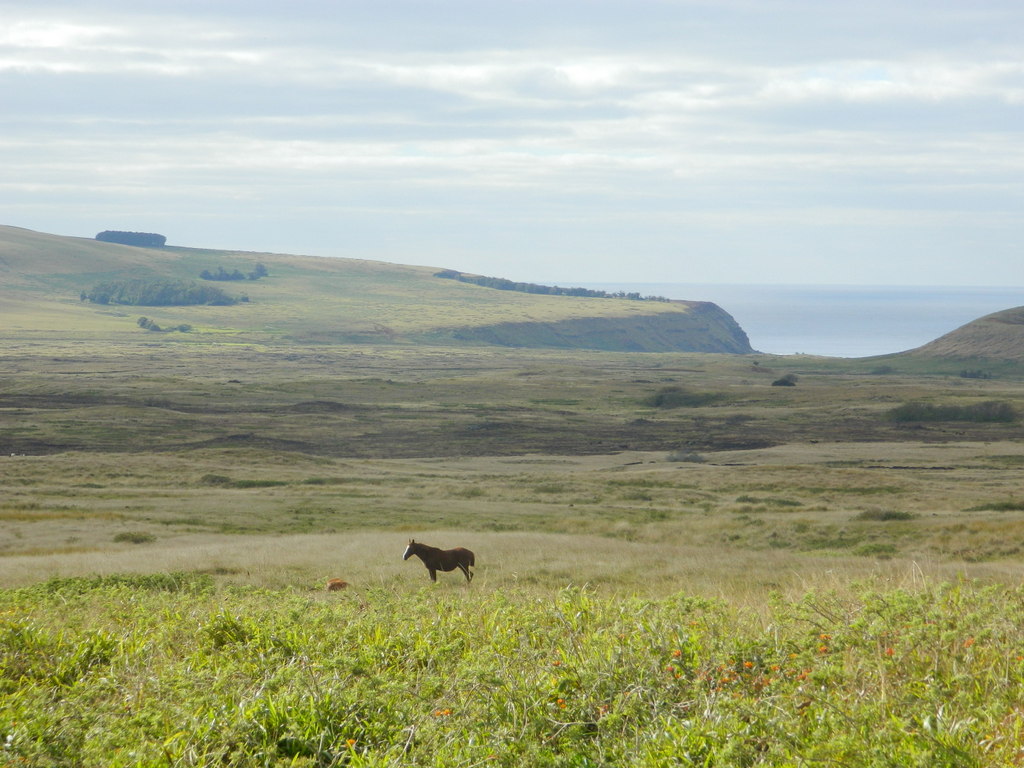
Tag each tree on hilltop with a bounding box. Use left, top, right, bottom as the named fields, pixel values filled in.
left=95, top=231, right=167, bottom=247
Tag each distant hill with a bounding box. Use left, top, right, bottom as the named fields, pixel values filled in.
left=910, top=306, right=1024, bottom=361
left=0, top=225, right=753, bottom=353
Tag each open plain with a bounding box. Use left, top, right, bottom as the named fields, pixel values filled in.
left=3, top=334, right=1024, bottom=596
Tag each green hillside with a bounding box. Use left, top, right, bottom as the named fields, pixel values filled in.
left=0, top=226, right=752, bottom=353
left=908, top=306, right=1024, bottom=361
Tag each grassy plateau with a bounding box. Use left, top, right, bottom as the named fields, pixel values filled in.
left=2, top=226, right=1024, bottom=765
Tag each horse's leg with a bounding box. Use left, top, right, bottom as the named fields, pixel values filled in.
left=458, top=563, right=472, bottom=582
left=428, top=568, right=437, bottom=582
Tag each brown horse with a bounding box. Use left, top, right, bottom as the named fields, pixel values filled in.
left=403, top=539, right=475, bottom=583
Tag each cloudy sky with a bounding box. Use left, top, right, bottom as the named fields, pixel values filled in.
left=3, top=0, right=1022, bottom=286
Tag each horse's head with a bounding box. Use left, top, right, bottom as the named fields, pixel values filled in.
left=403, top=539, right=416, bottom=560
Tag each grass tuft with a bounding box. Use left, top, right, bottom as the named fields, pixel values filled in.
left=21, top=571, right=215, bottom=596
left=853, top=509, right=916, bottom=521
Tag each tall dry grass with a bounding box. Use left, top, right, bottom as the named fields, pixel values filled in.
left=4, top=528, right=1022, bottom=611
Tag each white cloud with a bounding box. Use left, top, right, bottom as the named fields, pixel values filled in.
left=1, top=0, right=1022, bottom=284
left=0, top=20, right=117, bottom=49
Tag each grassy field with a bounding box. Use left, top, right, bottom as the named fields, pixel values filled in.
left=2, top=340, right=1024, bottom=764
left=3, top=227, right=1024, bottom=764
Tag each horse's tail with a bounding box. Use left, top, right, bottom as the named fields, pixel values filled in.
left=468, top=550, right=475, bottom=567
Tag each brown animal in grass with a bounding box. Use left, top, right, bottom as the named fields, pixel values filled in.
left=403, top=538, right=475, bottom=583
left=326, top=578, right=349, bottom=591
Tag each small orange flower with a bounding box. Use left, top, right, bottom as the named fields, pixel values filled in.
left=346, top=739, right=357, bottom=748
left=552, top=660, right=563, bottom=667
left=556, top=698, right=566, bottom=709
left=818, top=645, right=828, bottom=654
left=885, top=647, right=895, bottom=657
left=672, top=649, right=683, bottom=658
left=743, top=660, right=754, bottom=669
left=963, top=637, right=976, bottom=649
left=819, top=633, right=831, bottom=641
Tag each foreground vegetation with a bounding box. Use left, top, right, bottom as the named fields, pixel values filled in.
left=3, top=574, right=1023, bottom=766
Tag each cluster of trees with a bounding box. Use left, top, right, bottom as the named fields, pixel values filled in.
left=81, top=279, right=244, bottom=306
left=200, top=264, right=268, bottom=282
left=435, top=270, right=669, bottom=301
left=95, top=231, right=167, bottom=247
left=137, top=317, right=192, bottom=333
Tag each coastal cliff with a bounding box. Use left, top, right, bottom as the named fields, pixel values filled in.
left=438, top=301, right=753, bottom=353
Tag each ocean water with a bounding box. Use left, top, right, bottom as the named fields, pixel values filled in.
left=581, top=284, right=1024, bottom=358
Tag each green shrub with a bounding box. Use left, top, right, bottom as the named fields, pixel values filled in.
left=854, top=542, right=898, bottom=558
left=959, top=369, right=993, bottom=379
left=966, top=500, right=1024, bottom=512
left=113, top=531, right=155, bottom=544
left=643, top=386, right=724, bottom=409
left=138, top=317, right=193, bottom=333
left=888, top=400, right=1018, bottom=423
left=232, top=479, right=288, bottom=488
